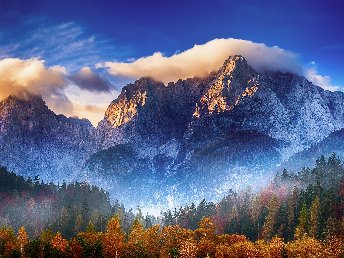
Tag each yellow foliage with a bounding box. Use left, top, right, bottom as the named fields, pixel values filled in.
left=17, top=226, right=29, bottom=255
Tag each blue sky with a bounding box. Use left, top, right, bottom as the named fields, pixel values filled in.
left=0, top=0, right=343, bottom=124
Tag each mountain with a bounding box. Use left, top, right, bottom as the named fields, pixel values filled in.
left=98, top=55, right=344, bottom=157
left=0, top=94, right=96, bottom=182
left=1, top=55, right=344, bottom=210
left=89, top=55, right=344, bottom=208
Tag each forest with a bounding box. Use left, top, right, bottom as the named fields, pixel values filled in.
left=0, top=154, right=343, bottom=257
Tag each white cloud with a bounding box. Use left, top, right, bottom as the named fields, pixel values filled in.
left=97, top=38, right=302, bottom=84
left=305, top=67, right=340, bottom=91
left=1, top=39, right=342, bottom=127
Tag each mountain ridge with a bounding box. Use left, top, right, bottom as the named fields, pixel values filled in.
left=1, top=55, right=344, bottom=209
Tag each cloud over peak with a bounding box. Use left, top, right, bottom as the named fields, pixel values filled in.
left=0, top=57, right=72, bottom=114
left=97, top=38, right=302, bottom=84
left=0, top=57, right=115, bottom=126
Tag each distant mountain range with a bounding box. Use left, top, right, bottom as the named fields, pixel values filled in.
left=1, top=55, right=344, bottom=210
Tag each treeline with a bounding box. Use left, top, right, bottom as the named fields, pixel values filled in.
left=0, top=215, right=342, bottom=257
left=0, top=167, right=156, bottom=239
left=0, top=154, right=343, bottom=257
left=162, top=154, right=344, bottom=243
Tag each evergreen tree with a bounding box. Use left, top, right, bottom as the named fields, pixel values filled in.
left=309, top=196, right=320, bottom=238
left=295, top=203, right=308, bottom=239
left=261, top=195, right=280, bottom=240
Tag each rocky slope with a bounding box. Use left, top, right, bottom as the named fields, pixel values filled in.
left=280, top=128, right=344, bottom=172
left=0, top=94, right=96, bottom=182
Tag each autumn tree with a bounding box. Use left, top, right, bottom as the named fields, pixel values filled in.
left=124, top=218, right=146, bottom=257
left=68, top=238, right=83, bottom=258
left=103, top=215, right=125, bottom=258
left=160, top=225, right=193, bottom=257
left=17, top=226, right=29, bottom=256
left=51, top=232, right=68, bottom=254
left=142, top=225, right=161, bottom=258
left=0, top=227, right=18, bottom=257
left=194, top=217, right=217, bottom=257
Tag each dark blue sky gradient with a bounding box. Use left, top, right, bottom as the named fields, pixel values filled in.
left=0, top=0, right=343, bottom=84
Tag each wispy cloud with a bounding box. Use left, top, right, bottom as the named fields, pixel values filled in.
left=0, top=21, right=125, bottom=71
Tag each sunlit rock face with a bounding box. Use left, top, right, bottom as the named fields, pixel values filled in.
left=96, top=76, right=215, bottom=152
left=0, top=94, right=96, bottom=182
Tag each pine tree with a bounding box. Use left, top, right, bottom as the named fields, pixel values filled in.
left=295, top=203, right=308, bottom=239
left=261, top=195, right=279, bottom=240
left=309, top=196, right=320, bottom=238
left=287, top=187, right=299, bottom=240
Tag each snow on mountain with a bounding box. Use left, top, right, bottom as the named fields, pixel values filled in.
left=0, top=93, right=96, bottom=182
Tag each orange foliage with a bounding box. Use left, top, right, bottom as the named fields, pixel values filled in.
left=179, top=238, right=198, bottom=258
left=0, top=227, right=18, bottom=257
left=160, top=225, right=193, bottom=257
left=102, top=215, right=125, bottom=258
left=51, top=232, right=68, bottom=253
left=68, top=238, right=84, bottom=258
left=1, top=216, right=343, bottom=258
left=143, top=225, right=162, bottom=257
left=285, top=235, right=344, bottom=258
left=17, top=226, right=29, bottom=255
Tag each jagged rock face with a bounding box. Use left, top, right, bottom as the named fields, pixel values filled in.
left=91, top=55, right=344, bottom=208
left=97, top=76, right=215, bottom=151
left=227, top=71, right=344, bottom=154
left=0, top=94, right=96, bottom=182
left=194, top=55, right=259, bottom=117
left=99, top=55, right=344, bottom=159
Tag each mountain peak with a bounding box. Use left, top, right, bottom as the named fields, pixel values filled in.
left=220, top=55, right=250, bottom=74
left=193, top=55, right=258, bottom=117
left=0, top=93, right=49, bottom=117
